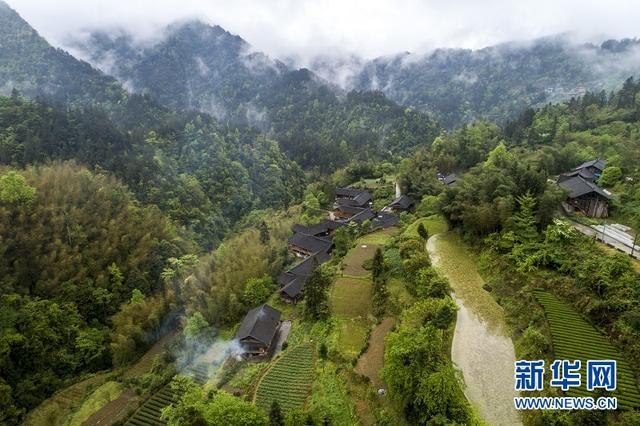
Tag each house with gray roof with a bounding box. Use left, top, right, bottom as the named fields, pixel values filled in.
left=235, top=304, right=281, bottom=356
left=558, top=175, right=610, bottom=218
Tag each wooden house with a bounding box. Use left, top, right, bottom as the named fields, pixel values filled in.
left=334, top=188, right=372, bottom=209
left=383, top=195, right=414, bottom=213
left=558, top=175, right=610, bottom=218
left=277, top=252, right=330, bottom=303
left=235, top=304, right=281, bottom=357
left=288, top=233, right=333, bottom=257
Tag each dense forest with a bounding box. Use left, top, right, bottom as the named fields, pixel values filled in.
left=348, top=36, right=640, bottom=128
left=2, top=0, right=640, bottom=424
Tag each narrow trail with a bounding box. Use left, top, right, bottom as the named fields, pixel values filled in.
left=427, top=233, right=521, bottom=426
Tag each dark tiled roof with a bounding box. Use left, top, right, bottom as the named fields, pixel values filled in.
left=289, top=233, right=333, bottom=253
left=235, top=304, right=281, bottom=345
left=336, top=205, right=366, bottom=215
left=573, top=158, right=605, bottom=172
left=336, top=191, right=372, bottom=207
left=559, top=169, right=596, bottom=182
left=372, top=212, right=400, bottom=229
left=350, top=208, right=376, bottom=224
left=558, top=176, right=610, bottom=200
left=292, top=220, right=344, bottom=236
left=387, top=195, right=414, bottom=209
left=289, top=252, right=330, bottom=275
left=336, top=187, right=365, bottom=197
left=278, top=252, right=331, bottom=299
left=443, top=173, right=460, bottom=185
left=281, top=276, right=307, bottom=298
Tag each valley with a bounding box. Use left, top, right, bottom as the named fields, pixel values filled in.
left=1, top=1, right=640, bottom=425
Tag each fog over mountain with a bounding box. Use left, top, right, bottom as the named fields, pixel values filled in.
left=5, top=0, right=640, bottom=61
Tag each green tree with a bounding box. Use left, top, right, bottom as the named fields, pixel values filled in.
left=0, top=171, right=36, bottom=206
left=417, top=223, right=429, bottom=240
left=318, top=342, right=328, bottom=361
left=303, top=265, right=331, bottom=321
left=130, top=288, right=144, bottom=305
left=511, top=191, right=538, bottom=244
left=258, top=220, right=270, bottom=244
left=269, top=400, right=284, bottom=426
left=599, top=166, right=622, bottom=187
left=184, top=312, right=210, bottom=340
left=242, top=276, right=276, bottom=306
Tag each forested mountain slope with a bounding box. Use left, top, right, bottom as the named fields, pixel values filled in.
left=70, top=20, right=440, bottom=170
left=335, top=36, right=640, bottom=128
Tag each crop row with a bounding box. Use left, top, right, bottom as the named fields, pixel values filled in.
left=255, top=343, right=315, bottom=411
left=534, top=291, right=640, bottom=409
left=126, top=385, right=179, bottom=426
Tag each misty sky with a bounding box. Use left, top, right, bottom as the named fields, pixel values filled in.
left=6, top=0, right=640, bottom=62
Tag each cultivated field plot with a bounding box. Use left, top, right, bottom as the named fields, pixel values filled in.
left=403, top=215, right=447, bottom=239
left=342, top=244, right=380, bottom=277
left=124, top=385, right=178, bottom=426
left=358, top=227, right=400, bottom=245
left=331, top=277, right=372, bottom=318
left=534, top=291, right=640, bottom=409
left=254, top=343, right=315, bottom=412
left=355, top=317, right=395, bottom=388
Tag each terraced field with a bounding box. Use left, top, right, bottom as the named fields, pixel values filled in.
left=534, top=291, right=640, bottom=409
left=124, top=385, right=177, bottom=426
left=254, top=343, right=315, bottom=412
left=124, top=364, right=209, bottom=426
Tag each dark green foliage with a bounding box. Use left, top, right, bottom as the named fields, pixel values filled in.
left=417, top=223, right=429, bottom=240
left=0, top=94, right=305, bottom=248
left=269, top=400, right=285, bottom=426
left=372, top=248, right=389, bottom=317
left=352, top=36, right=640, bottom=128
left=70, top=23, right=440, bottom=172
left=303, top=265, right=332, bottom=321
left=318, top=343, right=328, bottom=361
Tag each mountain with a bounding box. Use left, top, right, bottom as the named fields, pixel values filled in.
left=69, top=21, right=440, bottom=170
left=0, top=1, right=127, bottom=107
left=0, top=2, right=306, bottom=248
left=72, top=20, right=288, bottom=120
left=346, top=35, right=640, bottom=128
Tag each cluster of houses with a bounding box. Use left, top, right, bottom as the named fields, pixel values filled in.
left=279, top=187, right=413, bottom=302
left=558, top=158, right=611, bottom=218
left=235, top=187, right=414, bottom=357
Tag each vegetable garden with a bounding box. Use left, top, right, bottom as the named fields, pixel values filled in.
left=254, top=342, right=315, bottom=411
left=534, top=291, right=640, bottom=409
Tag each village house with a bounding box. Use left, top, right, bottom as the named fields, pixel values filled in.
left=334, top=187, right=373, bottom=209
left=558, top=158, right=606, bottom=183
left=442, top=173, right=461, bottom=186
left=288, top=232, right=333, bottom=257
left=333, top=204, right=368, bottom=220
left=277, top=252, right=330, bottom=302
left=235, top=304, right=282, bottom=357
left=383, top=195, right=414, bottom=213
left=292, top=219, right=344, bottom=238
left=372, top=211, right=401, bottom=229
left=349, top=207, right=376, bottom=224
left=558, top=175, right=611, bottom=218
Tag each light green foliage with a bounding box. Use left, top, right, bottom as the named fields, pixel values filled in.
left=243, top=276, right=276, bottom=306
left=129, top=288, right=144, bottom=305
left=67, top=381, right=123, bottom=426
left=183, top=312, right=209, bottom=340
left=162, top=377, right=268, bottom=426
left=0, top=171, right=36, bottom=206
left=599, top=166, right=622, bottom=187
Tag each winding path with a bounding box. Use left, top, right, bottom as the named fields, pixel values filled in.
left=428, top=233, right=521, bottom=426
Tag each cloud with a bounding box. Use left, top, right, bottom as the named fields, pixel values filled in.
left=5, top=0, right=640, bottom=63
